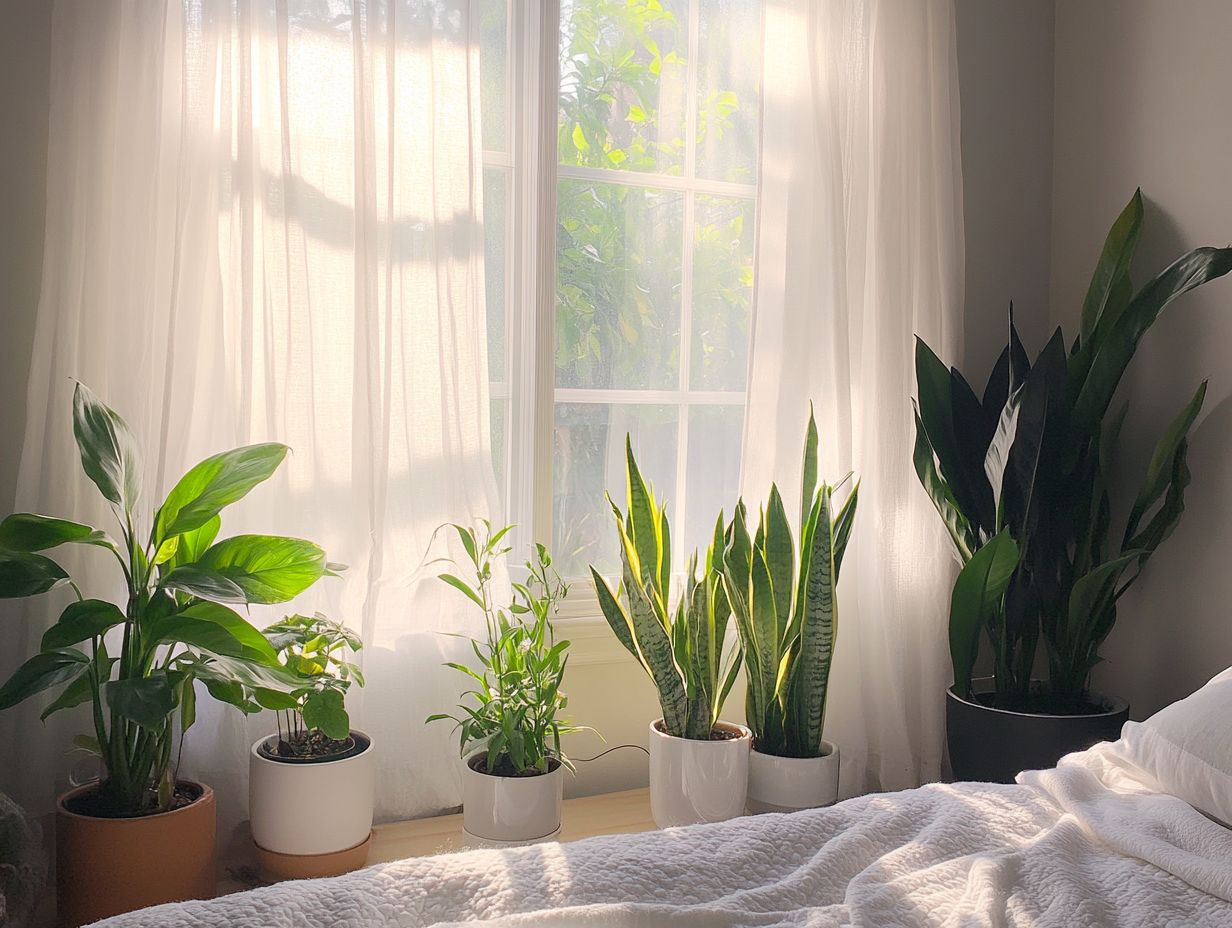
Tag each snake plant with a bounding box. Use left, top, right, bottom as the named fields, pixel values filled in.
left=914, top=189, right=1232, bottom=709
left=592, top=438, right=740, bottom=740
left=723, top=410, right=859, bottom=758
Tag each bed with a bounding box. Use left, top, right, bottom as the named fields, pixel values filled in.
left=93, top=738, right=1232, bottom=928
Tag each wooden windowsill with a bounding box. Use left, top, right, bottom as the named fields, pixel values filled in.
left=369, top=787, right=654, bottom=861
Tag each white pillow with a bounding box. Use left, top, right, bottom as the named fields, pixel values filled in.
left=1108, top=666, right=1232, bottom=827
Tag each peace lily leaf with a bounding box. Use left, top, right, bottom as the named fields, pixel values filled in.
left=42, top=599, right=125, bottom=649
left=0, top=514, right=112, bottom=553
left=72, top=382, right=142, bottom=513
left=0, top=551, right=69, bottom=599
left=107, top=675, right=177, bottom=730
left=194, top=535, right=328, bottom=604
left=0, top=649, right=90, bottom=710
left=154, top=443, right=288, bottom=544
left=160, top=565, right=247, bottom=603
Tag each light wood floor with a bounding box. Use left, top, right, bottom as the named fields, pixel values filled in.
left=370, top=787, right=654, bottom=861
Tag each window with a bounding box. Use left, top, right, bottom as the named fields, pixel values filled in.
left=481, top=0, right=762, bottom=590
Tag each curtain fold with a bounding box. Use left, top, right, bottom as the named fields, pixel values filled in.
left=1, top=0, right=494, bottom=840
left=745, top=0, right=964, bottom=795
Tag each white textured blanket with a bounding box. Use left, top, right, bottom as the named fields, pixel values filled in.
left=96, top=746, right=1232, bottom=927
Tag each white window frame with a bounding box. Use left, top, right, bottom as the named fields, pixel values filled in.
left=490, top=0, right=756, bottom=627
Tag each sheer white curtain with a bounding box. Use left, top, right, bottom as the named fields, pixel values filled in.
left=1, top=0, right=494, bottom=839
left=745, top=0, right=964, bottom=795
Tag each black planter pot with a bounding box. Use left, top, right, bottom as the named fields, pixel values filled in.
left=946, top=679, right=1129, bottom=783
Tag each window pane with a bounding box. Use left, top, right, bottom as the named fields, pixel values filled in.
left=695, top=0, right=762, bottom=183
left=558, top=0, right=688, bottom=175
left=555, top=180, right=683, bottom=389
left=490, top=396, right=508, bottom=512
left=690, top=195, right=754, bottom=390
left=553, top=402, right=678, bottom=578
left=683, top=405, right=744, bottom=555
left=483, top=166, right=507, bottom=382
left=478, top=0, right=508, bottom=152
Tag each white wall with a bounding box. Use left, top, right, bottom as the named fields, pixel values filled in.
left=0, top=0, right=51, bottom=511
left=954, top=0, right=1056, bottom=380
left=1051, top=0, right=1232, bottom=716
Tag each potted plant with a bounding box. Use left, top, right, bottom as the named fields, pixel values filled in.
left=249, top=613, right=372, bottom=880
left=428, top=522, right=581, bottom=846
left=724, top=410, right=859, bottom=813
left=0, top=384, right=336, bottom=926
left=913, top=190, right=1232, bottom=782
left=593, top=439, right=747, bottom=828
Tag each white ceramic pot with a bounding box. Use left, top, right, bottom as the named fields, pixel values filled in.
left=461, top=751, right=564, bottom=844
left=648, top=719, right=751, bottom=828
left=746, top=741, right=840, bottom=814
left=249, top=730, right=375, bottom=870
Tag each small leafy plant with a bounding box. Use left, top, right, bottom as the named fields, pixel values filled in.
left=261, top=613, right=364, bottom=760
left=914, top=190, right=1232, bottom=710
left=593, top=438, right=740, bottom=740
left=0, top=384, right=338, bottom=816
left=724, top=409, right=859, bottom=758
left=428, top=522, right=580, bottom=776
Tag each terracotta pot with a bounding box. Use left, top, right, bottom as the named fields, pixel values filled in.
left=746, top=741, right=840, bottom=813
left=648, top=719, right=750, bottom=828
left=249, top=730, right=375, bottom=880
left=56, top=781, right=216, bottom=927
left=461, top=750, right=564, bottom=845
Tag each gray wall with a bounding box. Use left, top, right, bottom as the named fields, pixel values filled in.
left=0, top=0, right=51, bottom=511
left=955, top=0, right=1056, bottom=382
left=1051, top=0, right=1232, bottom=715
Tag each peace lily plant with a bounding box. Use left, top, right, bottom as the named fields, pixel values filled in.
left=724, top=410, right=859, bottom=812
left=0, top=383, right=337, bottom=924
left=593, top=438, right=747, bottom=827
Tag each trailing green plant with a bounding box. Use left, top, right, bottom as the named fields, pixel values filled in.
left=593, top=438, right=740, bottom=740
left=261, top=613, right=364, bottom=759
left=914, top=189, right=1232, bottom=709
left=0, top=384, right=339, bottom=816
left=428, top=522, right=581, bottom=776
left=723, top=409, right=859, bottom=758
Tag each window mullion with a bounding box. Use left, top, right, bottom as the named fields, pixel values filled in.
left=672, top=0, right=703, bottom=568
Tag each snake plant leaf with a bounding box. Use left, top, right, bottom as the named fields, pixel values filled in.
left=1072, top=245, right=1232, bottom=440
left=948, top=529, right=1018, bottom=699
left=983, top=386, right=1021, bottom=526
left=1008, top=303, right=1031, bottom=392
left=41, top=599, right=125, bottom=650
left=793, top=487, right=836, bottom=757
left=764, top=486, right=795, bottom=638
left=0, top=551, right=69, bottom=599
left=800, top=406, right=819, bottom=532
left=1065, top=550, right=1145, bottom=658
left=0, top=648, right=90, bottom=710
left=951, top=367, right=997, bottom=529
left=981, top=346, right=1011, bottom=422
left=1080, top=189, right=1144, bottom=345
left=72, top=382, right=142, bottom=514
left=622, top=554, right=687, bottom=736
left=1003, top=329, right=1067, bottom=536
left=592, top=567, right=638, bottom=660
left=624, top=436, right=661, bottom=590
left=912, top=405, right=974, bottom=562
left=154, top=443, right=288, bottom=544
left=832, top=481, right=859, bottom=579
left=0, top=514, right=112, bottom=553
left=1124, top=381, right=1206, bottom=544
left=749, top=548, right=779, bottom=726
left=1125, top=436, right=1193, bottom=558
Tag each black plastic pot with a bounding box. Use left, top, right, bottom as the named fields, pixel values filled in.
left=946, top=679, right=1129, bottom=783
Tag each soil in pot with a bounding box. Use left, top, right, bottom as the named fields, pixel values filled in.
left=257, top=730, right=371, bottom=764
left=57, top=780, right=216, bottom=927
left=63, top=781, right=203, bottom=819
left=653, top=719, right=745, bottom=741
left=468, top=753, right=562, bottom=778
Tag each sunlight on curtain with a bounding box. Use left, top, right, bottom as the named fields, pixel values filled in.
left=745, top=0, right=965, bottom=795
left=0, top=0, right=495, bottom=837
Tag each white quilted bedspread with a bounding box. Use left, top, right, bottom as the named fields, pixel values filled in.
left=95, top=745, right=1232, bottom=927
